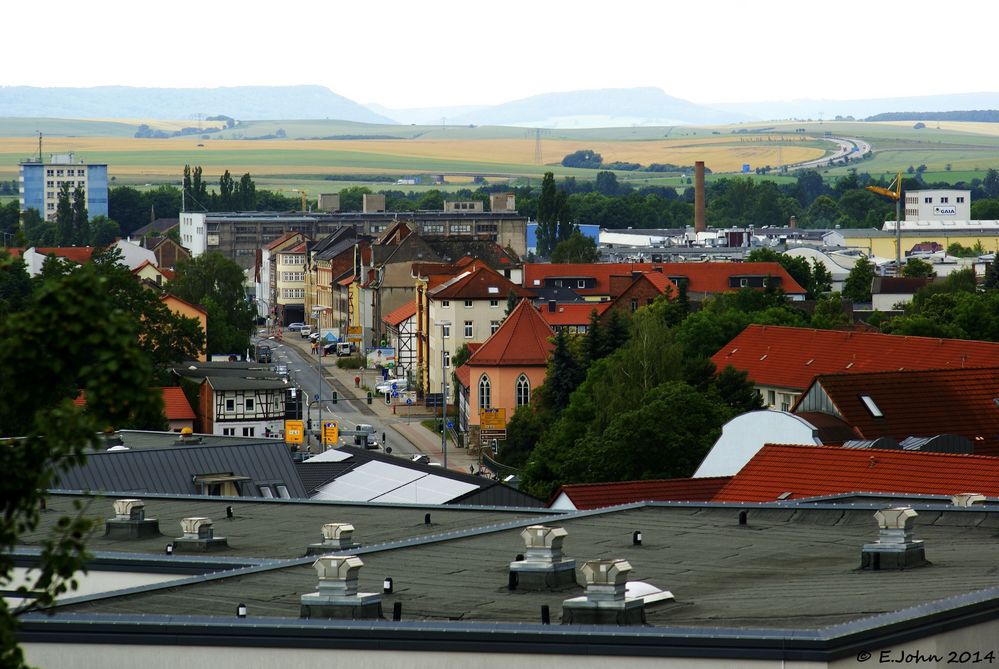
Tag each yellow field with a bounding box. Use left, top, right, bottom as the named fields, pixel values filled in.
left=0, top=135, right=825, bottom=178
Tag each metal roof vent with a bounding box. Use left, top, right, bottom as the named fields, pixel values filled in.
left=860, top=507, right=928, bottom=571
left=104, top=498, right=160, bottom=539
left=300, top=556, right=382, bottom=619
left=952, top=493, right=987, bottom=507
left=306, top=522, right=361, bottom=555
left=562, top=559, right=647, bottom=626
left=171, top=517, right=228, bottom=553
left=508, top=525, right=576, bottom=590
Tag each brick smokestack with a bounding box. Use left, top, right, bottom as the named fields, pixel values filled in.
left=694, top=161, right=706, bottom=233
left=789, top=215, right=797, bottom=230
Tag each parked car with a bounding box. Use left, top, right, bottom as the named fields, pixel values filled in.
left=376, top=378, right=409, bottom=394
left=299, top=327, right=312, bottom=338
left=255, top=345, right=272, bottom=363
left=287, top=322, right=305, bottom=332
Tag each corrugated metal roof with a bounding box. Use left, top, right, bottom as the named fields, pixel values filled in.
left=54, top=442, right=307, bottom=498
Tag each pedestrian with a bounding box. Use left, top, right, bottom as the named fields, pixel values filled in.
left=312, top=340, right=319, bottom=355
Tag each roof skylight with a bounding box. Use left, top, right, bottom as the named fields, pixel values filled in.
left=860, top=394, right=884, bottom=418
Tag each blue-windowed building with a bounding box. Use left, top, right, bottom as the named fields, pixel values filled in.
left=19, top=153, right=108, bottom=221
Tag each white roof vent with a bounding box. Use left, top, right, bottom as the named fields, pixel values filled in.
left=860, top=506, right=928, bottom=571
left=508, top=525, right=576, bottom=590
left=562, top=559, right=648, bottom=625
left=300, top=556, right=382, bottom=619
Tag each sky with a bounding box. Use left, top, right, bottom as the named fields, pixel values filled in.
left=6, top=0, right=995, bottom=109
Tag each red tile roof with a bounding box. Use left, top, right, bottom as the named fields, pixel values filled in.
left=73, top=387, right=194, bottom=421
left=538, top=302, right=610, bottom=326
left=552, top=476, right=732, bottom=509
left=454, top=363, right=471, bottom=390
left=161, top=386, right=196, bottom=420
left=714, top=444, right=999, bottom=502
left=431, top=266, right=531, bottom=301
left=467, top=299, right=553, bottom=366
left=34, top=247, right=94, bottom=265
left=264, top=232, right=303, bottom=251
left=523, top=262, right=806, bottom=297
left=160, top=293, right=207, bottom=316
left=383, top=300, right=417, bottom=327
left=798, top=367, right=999, bottom=456
left=711, top=325, right=999, bottom=392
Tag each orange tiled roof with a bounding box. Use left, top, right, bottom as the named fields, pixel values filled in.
left=454, top=363, right=471, bottom=390
left=161, top=386, right=196, bottom=420
left=467, top=299, right=553, bottom=366
left=522, top=262, right=806, bottom=296
left=798, top=367, right=999, bottom=456
left=34, top=246, right=94, bottom=265
left=431, top=266, right=531, bottom=301
left=713, top=444, right=999, bottom=502
left=711, top=325, right=999, bottom=392
left=264, top=232, right=302, bottom=251
left=538, top=302, right=610, bottom=326
left=383, top=300, right=417, bottom=327
left=551, top=476, right=732, bottom=510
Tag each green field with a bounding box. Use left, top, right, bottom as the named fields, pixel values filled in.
left=4, top=117, right=999, bottom=190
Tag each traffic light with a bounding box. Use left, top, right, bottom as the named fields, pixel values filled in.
left=366, top=391, right=373, bottom=405
left=331, top=391, right=338, bottom=405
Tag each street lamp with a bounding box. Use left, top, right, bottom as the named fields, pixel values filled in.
left=435, top=320, right=451, bottom=468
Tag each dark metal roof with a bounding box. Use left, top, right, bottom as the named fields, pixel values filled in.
left=53, top=442, right=307, bottom=498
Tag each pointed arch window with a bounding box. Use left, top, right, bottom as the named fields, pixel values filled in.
left=516, top=374, right=531, bottom=407
left=478, top=374, right=491, bottom=410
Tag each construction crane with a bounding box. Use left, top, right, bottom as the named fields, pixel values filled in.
left=288, top=189, right=308, bottom=213
left=866, top=171, right=903, bottom=275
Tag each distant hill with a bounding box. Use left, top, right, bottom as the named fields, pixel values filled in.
left=365, top=103, right=489, bottom=126
left=0, top=85, right=394, bottom=123
left=444, top=87, right=753, bottom=127
left=709, top=92, right=999, bottom=121
left=865, top=110, right=999, bottom=122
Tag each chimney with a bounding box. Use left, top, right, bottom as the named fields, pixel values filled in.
left=789, top=215, right=797, bottom=230
left=952, top=493, right=986, bottom=507
left=104, top=498, right=161, bottom=539
left=562, top=559, right=646, bottom=626
left=306, top=522, right=361, bottom=555
left=508, top=525, right=576, bottom=590
left=860, top=507, right=928, bottom=571
left=172, top=516, right=228, bottom=553
left=694, top=161, right=706, bottom=234
left=300, top=556, right=383, bottom=619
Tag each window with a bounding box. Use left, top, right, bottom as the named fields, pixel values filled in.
left=46, top=180, right=54, bottom=187
left=464, top=320, right=473, bottom=338
left=222, top=427, right=235, bottom=436
left=226, top=399, right=235, bottom=411
left=740, top=278, right=749, bottom=287
left=516, top=374, right=530, bottom=406
left=245, top=398, right=255, bottom=411
left=442, top=324, right=450, bottom=338
left=941, top=197, right=949, bottom=204
left=242, top=427, right=255, bottom=437
left=578, top=279, right=586, bottom=289
left=46, top=203, right=55, bottom=211
left=259, top=485, right=274, bottom=498
left=631, top=299, right=639, bottom=312
left=489, top=300, right=499, bottom=308
left=957, top=196, right=965, bottom=203
left=275, top=485, right=291, bottom=499
left=490, top=320, right=500, bottom=335
left=464, top=299, right=473, bottom=308
left=859, top=394, right=884, bottom=417
left=478, top=375, right=491, bottom=409
left=767, top=390, right=776, bottom=406
left=442, top=350, right=450, bottom=368
left=46, top=169, right=53, bottom=176
left=442, top=300, right=450, bottom=308
left=77, top=169, right=85, bottom=177
left=924, top=197, right=932, bottom=204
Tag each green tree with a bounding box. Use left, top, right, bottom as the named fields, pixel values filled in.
left=983, top=168, right=999, bottom=198
left=89, top=216, right=121, bottom=246
left=72, top=186, right=89, bottom=246
left=535, top=172, right=560, bottom=257
left=234, top=173, right=256, bottom=211
left=497, top=405, right=550, bottom=469
left=0, top=250, right=32, bottom=320
left=451, top=344, right=471, bottom=404
left=810, top=293, right=849, bottom=329
left=811, top=259, right=833, bottom=295
left=902, top=257, right=935, bottom=278
left=805, top=195, right=841, bottom=228
left=581, top=309, right=604, bottom=367
left=842, top=256, right=876, bottom=303
left=0, top=263, right=163, bottom=667
left=339, top=186, right=372, bottom=212
left=169, top=252, right=254, bottom=355
left=544, top=329, right=583, bottom=413
left=218, top=170, right=235, bottom=210
left=984, top=256, right=999, bottom=290
left=55, top=182, right=74, bottom=245
left=710, top=365, right=764, bottom=414
left=551, top=229, right=599, bottom=263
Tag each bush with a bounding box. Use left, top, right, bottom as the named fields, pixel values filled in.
left=336, top=356, right=365, bottom=369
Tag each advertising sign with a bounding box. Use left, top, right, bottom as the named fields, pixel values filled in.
left=933, top=205, right=957, bottom=216
left=366, top=347, right=397, bottom=369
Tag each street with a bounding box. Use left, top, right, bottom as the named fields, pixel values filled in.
left=253, top=331, right=479, bottom=473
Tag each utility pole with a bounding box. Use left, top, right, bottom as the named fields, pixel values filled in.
left=436, top=320, right=451, bottom=468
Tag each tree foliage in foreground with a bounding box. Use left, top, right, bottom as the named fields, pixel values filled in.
left=169, top=252, right=254, bottom=355
left=0, top=262, right=163, bottom=668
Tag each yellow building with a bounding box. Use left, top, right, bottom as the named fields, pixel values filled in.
left=826, top=224, right=999, bottom=259
left=160, top=294, right=208, bottom=361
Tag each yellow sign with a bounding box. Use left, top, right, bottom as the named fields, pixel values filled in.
left=479, top=407, right=506, bottom=431
left=322, top=420, right=339, bottom=445
left=285, top=420, right=304, bottom=444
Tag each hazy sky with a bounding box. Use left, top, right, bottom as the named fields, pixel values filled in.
left=7, top=0, right=993, bottom=109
